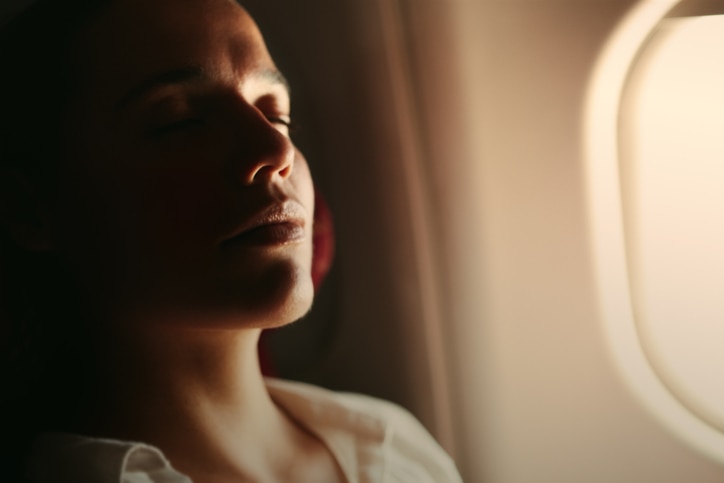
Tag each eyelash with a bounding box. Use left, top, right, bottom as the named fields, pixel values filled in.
left=266, top=115, right=297, bottom=133
left=147, top=113, right=296, bottom=139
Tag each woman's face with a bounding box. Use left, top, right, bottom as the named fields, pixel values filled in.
left=51, top=0, right=315, bottom=329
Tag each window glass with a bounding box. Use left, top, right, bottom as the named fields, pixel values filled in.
left=620, top=13, right=724, bottom=431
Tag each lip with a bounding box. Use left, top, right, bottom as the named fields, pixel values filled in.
left=222, top=202, right=307, bottom=247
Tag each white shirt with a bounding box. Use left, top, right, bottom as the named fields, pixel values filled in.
left=25, top=379, right=462, bottom=482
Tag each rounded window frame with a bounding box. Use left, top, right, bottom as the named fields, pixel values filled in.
left=584, top=0, right=724, bottom=464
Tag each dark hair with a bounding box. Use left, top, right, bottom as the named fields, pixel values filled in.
left=0, top=0, right=113, bottom=474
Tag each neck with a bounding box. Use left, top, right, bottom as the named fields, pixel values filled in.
left=81, top=326, right=306, bottom=480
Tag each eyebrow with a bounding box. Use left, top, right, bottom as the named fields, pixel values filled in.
left=115, top=66, right=291, bottom=112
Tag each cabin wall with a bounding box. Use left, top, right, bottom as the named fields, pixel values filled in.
left=244, top=0, right=724, bottom=481
left=428, top=1, right=724, bottom=481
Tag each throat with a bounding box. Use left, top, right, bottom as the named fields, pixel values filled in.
left=75, top=327, right=346, bottom=481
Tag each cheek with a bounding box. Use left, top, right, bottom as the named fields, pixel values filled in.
left=124, top=167, right=226, bottom=245
left=52, top=127, right=316, bottom=323
left=52, top=148, right=227, bottom=293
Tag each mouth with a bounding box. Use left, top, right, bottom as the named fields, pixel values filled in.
left=222, top=202, right=307, bottom=247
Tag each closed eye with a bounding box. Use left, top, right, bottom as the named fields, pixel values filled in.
left=266, top=114, right=295, bottom=135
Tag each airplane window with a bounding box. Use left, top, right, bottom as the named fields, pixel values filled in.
left=621, top=12, right=724, bottom=431
left=586, top=0, right=724, bottom=464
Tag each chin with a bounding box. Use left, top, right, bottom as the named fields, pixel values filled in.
left=271, top=282, right=315, bottom=327
left=257, top=269, right=315, bottom=329
left=121, top=258, right=315, bottom=331
left=209, top=260, right=316, bottom=330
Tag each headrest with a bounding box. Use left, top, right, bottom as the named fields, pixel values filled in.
left=311, top=190, right=335, bottom=290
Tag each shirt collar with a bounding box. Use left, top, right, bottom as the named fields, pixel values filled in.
left=25, top=433, right=191, bottom=483
left=24, top=379, right=395, bottom=483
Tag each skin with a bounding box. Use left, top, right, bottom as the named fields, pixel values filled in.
left=57, top=0, right=315, bottom=331
left=19, top=0, right=344, bottom=480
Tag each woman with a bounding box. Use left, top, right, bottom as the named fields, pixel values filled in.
left=0, top=0, right=462, bottom=481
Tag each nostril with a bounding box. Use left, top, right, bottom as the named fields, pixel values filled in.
left=250, top=165, right=277, bottom=183
left=249, top=151, right=293, bottom=183
left=278, top=164, right=292, bottom=179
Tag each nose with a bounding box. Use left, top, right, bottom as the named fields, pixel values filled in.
left=230, top=104, right=295, bottom=185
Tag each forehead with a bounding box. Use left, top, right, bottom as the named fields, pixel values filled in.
left=71, top=0, right=276, bottom=108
